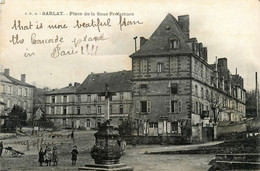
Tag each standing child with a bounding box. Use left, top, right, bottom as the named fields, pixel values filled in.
left=45, top=147, right=52, bottom=166
left=52, top=146, right=58, bottom=166
left=38, top=148, right=46, bottom=166
left=71, top=146, right=78, bottom=166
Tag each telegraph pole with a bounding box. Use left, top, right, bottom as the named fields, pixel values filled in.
left=256, top=72, right=259, bottom=117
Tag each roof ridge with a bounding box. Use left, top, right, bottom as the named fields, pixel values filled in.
left=130, top=13, right=191, bottom=57
left=1, top=73, right=35, bottom=87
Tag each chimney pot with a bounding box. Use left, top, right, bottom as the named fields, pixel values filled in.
left=21, top=74, right=26, bottom=83
left=69, top=83, right=72, bottom=87
left=178, top=15, right=190, bottom=39
left=4, top=69, right=10, bottom=76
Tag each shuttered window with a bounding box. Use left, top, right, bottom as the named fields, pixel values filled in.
left=147, top=101, right=151, bottom=113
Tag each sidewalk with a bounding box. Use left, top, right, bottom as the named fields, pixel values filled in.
left=127, top=141, right=224, bottom=154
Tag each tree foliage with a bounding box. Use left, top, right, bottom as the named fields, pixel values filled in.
left=118, top=119, right=134, bottom=136
left=9, top=105, right=27, bottom=130
left=246, top=90, right=259, bottom=117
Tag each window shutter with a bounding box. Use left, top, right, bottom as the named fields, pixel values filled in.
left=169, top=100, right=172, bottom=113
left=144, top=60, right=147, bottom=72
left=136, top=101, right=140, bottom=113
left=54, top=107, right=56, bottom=115
left=67, top=106, right=69, bottom=114
left=166, top=100, right=170, bottom=113
left=61, top=96, right=63, bottom=103
left=174, top=101, right=178, bottom=113
left=147, top=101, right=151, bottom=113
left=61, top=107, right=63, bottom=114
left=178, top=100, right=182, bottom=113
left=49, top=96, right=51, bottom=103
left=167, top=122, right=171, bottom=134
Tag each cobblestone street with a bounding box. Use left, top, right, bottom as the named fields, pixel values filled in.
left=0, top=129, right=217, bottom=171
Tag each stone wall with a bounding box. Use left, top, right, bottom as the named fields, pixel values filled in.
left=121, top=135, right=191, bottom=145
left=216, top=122, right=247, bottom=138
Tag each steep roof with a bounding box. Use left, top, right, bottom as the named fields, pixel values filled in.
left=0, top=73, right=35, bottom=88
left=76, top=71, right=132, bottom=94
left=46, top=84, right=80, bottom=95
left=130, top=13, right=191, bottom=57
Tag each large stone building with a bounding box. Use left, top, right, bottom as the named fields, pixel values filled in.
left=0, top=68, right=35, bottom=121
left=129, top=14, right=246, bottom=140
left=43, top=14, right=246, bottom=140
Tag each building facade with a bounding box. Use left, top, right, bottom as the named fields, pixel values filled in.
left=130, top=14, right=246, bottom=140
left=76, top=71, right=132, bottom=129
left=0, top=68, right=35, bottom=121
left=45, top=71, right=132, bottom=129
left=45, top=82, right=81, bottom=128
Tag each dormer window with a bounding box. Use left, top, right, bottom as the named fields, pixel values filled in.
left=169, top=35, right=180, bottom=50
left=169, top=39, right=179, bottom=49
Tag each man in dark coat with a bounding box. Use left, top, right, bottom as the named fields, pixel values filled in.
left=71, top=146, right=78, bottom=166
left=38, top=148, right=46, bottom=166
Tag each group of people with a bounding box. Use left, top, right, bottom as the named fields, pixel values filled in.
left=38, top=146, right=58, bottom=166
left=38, top=146, right=78, bottom=167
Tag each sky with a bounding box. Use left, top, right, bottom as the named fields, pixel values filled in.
left=0, top=0, right=259, bottom=90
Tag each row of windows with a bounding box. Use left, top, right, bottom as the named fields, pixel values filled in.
left=3, top=99, right=29, bottom=110
left=136, top=100, right=182, bottom=114
left=49, top=105, right=125, bottom=115
left=50, top=93, right=125, bottom=104
left=193, top=101, right=209, bottom=115
left=0, top=84, right=28, bottom=96
left=139, top=83, right=178, bottom=95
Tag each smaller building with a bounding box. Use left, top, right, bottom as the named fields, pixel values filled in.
left=0, top=68, right=35, bottom=121
left=45, top=82, right=81, bottom=128
left=76, top=70, right=132, bottom=130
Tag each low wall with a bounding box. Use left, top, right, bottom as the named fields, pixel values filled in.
left=121, top=135, right=191, bottom=145
left=0, top=133, right=16, bottom=140
left=216, top=122, right=247, bottom=138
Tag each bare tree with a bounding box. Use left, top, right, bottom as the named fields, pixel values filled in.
left=177, top=119, right=191, bottom=136
left=206, top=90, right=232, bottom=124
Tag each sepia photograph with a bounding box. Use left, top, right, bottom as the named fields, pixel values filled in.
left=0, top=0, right=259, bottom=170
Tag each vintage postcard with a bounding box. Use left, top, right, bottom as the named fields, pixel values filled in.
left=0, top=0, right=259, bottom=170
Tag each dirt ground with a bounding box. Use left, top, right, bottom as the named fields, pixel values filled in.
left=0, top=129, right=215, bottom=171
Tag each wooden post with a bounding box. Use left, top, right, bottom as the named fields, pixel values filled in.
left=256, top=72, right=259, bottom=117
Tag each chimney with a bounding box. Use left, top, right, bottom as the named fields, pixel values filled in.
left=140, top=37, right=147, bottom=48
left=21, top=74, right=26, bottom=83
left=74, top=82, right=79, bottom=86
left=203, top=47, right=208, bottom=62
left=69, top=83, right=72, bottom=87
left=178, top=15, right=190, bottom=39
left=4, top=68, right=10, bottom=76
left=218, top=58, right=228, bottom=70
